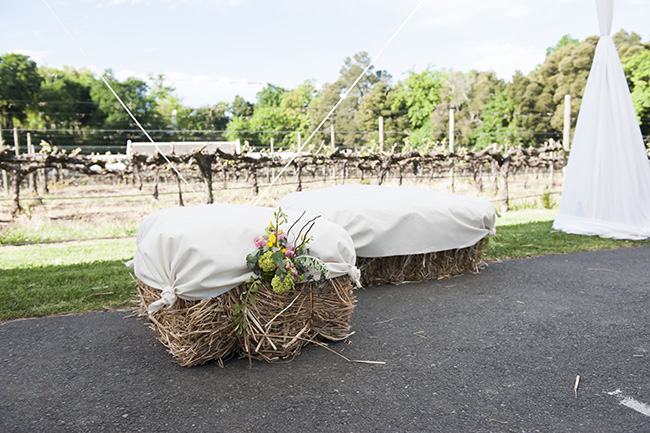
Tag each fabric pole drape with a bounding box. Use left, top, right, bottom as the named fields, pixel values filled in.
left=553, top=0, right=650, bottom=239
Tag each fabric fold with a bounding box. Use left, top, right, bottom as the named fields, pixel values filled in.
left=147, top=286, right=178, bottom=313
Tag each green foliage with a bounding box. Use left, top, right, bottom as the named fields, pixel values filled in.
left=0, top=53, right=43, bottom=128
left=392, top=67, right=445, bottom=129
left=148, top=73, right=181, bottom=128
left=229, top=95, right=254, bottom=118
left=227, top=81, right=314, bottom=148
left=232, top=277, right=260, bottom=334
left=357, top=82, right=409, bottom=149
left=308, top=51, right=387, bottom=149
left=2, top=29, right=650, bottom=152
left=613, top=30, right=648, bottom=59
left=622, top=50, right=650, bottom=131
left=540, top=191, right=553, bottom=209
left=336, top=51, right=387, bottom=101
left=535, top=36, right=597, bottom=134
left=546, top=34, right=579, bottom=57
left=256, top=83, right=286, bottom=108
left=176, top=103, right=229, bottom=137
left=90, top=69, right=162, bottom=130
left=472, top=90, right=518, bottom=149
left=293, top=255, right=330, bottom=280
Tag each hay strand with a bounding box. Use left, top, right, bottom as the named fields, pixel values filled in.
left=357, top=238, right=486, bottom=286
left=135, top=276, right=356, bottom=366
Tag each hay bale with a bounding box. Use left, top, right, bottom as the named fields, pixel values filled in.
left=135, top=281, right=240, bottom=367
left=236, top=276, right=356, bottom=362
left=357, top=238, right=485, bottom=286
left=135, top=276, right=356, bottom=366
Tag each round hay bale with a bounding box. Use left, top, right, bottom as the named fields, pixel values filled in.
left=357, top=238, right=486, bottom=286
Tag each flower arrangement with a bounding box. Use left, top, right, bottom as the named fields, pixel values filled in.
left=233, top=208, right=330, bottom=334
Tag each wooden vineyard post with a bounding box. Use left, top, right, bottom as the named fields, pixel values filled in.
left=0, top=128, right=7, bottom=196
left=449, top=109, right=455, bottom=192
left=379, top=116, right=384, bottom=152
left=252, top=167, right=259, bottom=196
left=193, top=152, right=214, bottom=204
left=498, top=158, right=510, bottom=212
left=27, top=133, right=41, bottom=202
left=296, top=159, right=304, bottom=192
left=13, top=128, right=19, bottom=156
left=152, top=166, right=160, bottom=200
left=11, top=128, right=22, bottom=214
left=563, top=95, right=572, bottom=152
left=174, top=169, right=184, bottom=207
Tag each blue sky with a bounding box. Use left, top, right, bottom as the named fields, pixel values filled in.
left=3, top=0, right=650, bottom=107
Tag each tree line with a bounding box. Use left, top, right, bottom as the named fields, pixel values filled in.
left=1, top=30, right=649, bottom=153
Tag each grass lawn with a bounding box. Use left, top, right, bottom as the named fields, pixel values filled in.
left=1, top=208, right=648, bottom=322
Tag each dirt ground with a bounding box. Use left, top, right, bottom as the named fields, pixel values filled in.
left=0, top=168, right=563, bottom=237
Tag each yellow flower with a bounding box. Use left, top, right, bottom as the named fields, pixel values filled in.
left=268, top=233, right=276, bottom=247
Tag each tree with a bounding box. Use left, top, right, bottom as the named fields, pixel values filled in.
left=357, top=81, right=409, bottom=149
left=622, top=50, right=650, bottom=136
left=35, top=66, right=98, bottom=130
left=90, top=69, right=161, bottom=130
left=336, top=52, right=388, bottom=102
left=391, top=67, right=445, bottom=130
left=472, top=90, right=518, bottom=149
left=613, top=30, right=648, bottom=59
left=533, top=35, right=598, bottom=140
left=229, top=95, right=253, bottom=118
left=256, top=83, right=286, bottom=108
left=226, top=81, right=315, bottom=148
left=546, top=34, right=579, bottom=57
left=505, top=71, right=549, bottom=146
left=308, top=52, right=390, bottom=149
left=149, top=73, right=181, bottom=128
left=429, top=70, right=475, bottom=146
left=0, top=53, right=43, bottom=129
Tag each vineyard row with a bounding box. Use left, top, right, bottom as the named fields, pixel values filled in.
left=0, top=139, right=569, bottom=216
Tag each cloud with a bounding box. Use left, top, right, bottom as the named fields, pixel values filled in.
left=11, top=49, right=49, bottom=65
left=418, top=0, right=532, bottom=28
left=468, top=42, right=542, bottom=78
left=164, top=71, right=264, bottom=106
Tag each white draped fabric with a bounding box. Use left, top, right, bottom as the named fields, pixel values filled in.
left=553, top=0, right=650, bottom=239
left=278, top=185, right=496, bottom=258
left=129, top=204, right=360, bottom=313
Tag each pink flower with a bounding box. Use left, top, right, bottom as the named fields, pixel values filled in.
left=285, top=249, right=295, bottom=258
left=253, top=236, right=266, bottom=248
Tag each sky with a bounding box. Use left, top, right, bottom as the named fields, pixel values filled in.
left=3, top=0, right=650, bottom=108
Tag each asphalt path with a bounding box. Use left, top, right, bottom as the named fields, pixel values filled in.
left=1, top=245, right=649, bottom=432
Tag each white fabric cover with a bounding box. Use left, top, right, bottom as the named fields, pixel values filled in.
left=277, top=185, right=496, bottom=258
left=131, top=204, right=360, bottom=312
left=553, top=0, right=650, bottom=239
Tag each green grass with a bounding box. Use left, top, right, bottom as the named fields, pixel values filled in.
left=484, top=219, right=649, bottom=260
left=1, top=210, right=649, bottom=322
left=0, top=238, right=137, bottom=321
left=0, top=260, right=136, bottom=321
left=0, top=221, right=138, bottom=244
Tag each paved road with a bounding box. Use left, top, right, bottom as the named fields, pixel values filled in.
left=2, top=246, right=649, bottom=432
